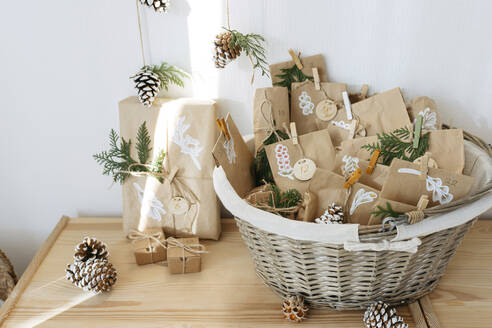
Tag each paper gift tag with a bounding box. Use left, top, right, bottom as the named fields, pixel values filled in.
left=265, top=129, right=336, bottom=193
left=368, top=198, right=416, bottom=226
left=212, top=113, right=255, bottom=198
left=380, top=159, right=475, bottom=208
left=316, top=99, right=338, bottom=121
left=293, top=158, right=316, bottom=181
left=407, top=96, right=441, bottom=130
left=270, top=54, right=327, bottom=86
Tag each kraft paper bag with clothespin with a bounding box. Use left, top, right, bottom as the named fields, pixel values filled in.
left=264, top=125, right=336, bottom=193
left=269, top=53, right=328, bottom=86
left=339, top=128, right=466, bottom=174
left=332, top=152, right=389, bottom=191
left=253, top=87, right=290, bottom=154
left=308, top=169, right=380, bottom=225
left=380, top=158, right=475, bottom=208
left=290, top=79, right=348, bottom=145
left=407, top=96, right=442, bottom=130
left=119, top=97, right=221, bottom=240
left=367, top=198, right=416, bottom=226
left=212, top=113, right=255, bottom=198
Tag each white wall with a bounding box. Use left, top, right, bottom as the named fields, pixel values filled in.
left=1, top=0, right=491, bottom=275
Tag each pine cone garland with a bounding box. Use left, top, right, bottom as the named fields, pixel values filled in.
left=213, top=31, right=242, bottom=69
left=131, top=69, right=162, bottom=107
left=66, top=259, right=117, bottom=293
left=282, top=295, right=309, bottom=323
left=364, top=301, right=408, bottom=328
left=74, top=237, right=108, bottom=263
left=315, top=203, right=344, bottom=224
left=139, top=0, right=170, bottom=13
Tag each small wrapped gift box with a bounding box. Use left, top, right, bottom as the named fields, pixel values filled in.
left=167, top=237, right=203, bottom=274
left=129, top=228, right=167, bottom=265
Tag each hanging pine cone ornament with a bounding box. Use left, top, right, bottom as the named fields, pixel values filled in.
left=66, top=259, right=117, bottom=293
left=74, top=237, right=108, bottom=263
left=214, top=31, right=242, bottom=69
left=130, top=62, right=189, bottom=107
left=315, top=203, right=344, bottom=224
left=282, top=295, right=309, bottom=323
left=139, top=0, right=170, bottom=13
left=363, top=301, right=408, bottom=328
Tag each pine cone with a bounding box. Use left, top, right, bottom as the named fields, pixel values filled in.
left=131, top=68, right=162, bottom=107
left=74, top=237, right=108, bottom=263
left=282, top=295, right=309, bottom=323
left=213, top=31, right=242, bottom=69
left=364, top=301, right=408, bottom=328
left=139, top=0, right=170, bottom=13
left=66, top=259, right=117, bottom=293
left=315, top=203, right=344, bottom=224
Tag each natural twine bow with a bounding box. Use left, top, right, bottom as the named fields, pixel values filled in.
left=254, top=90, right=282, bottom=148
left=127, top=229, right=166, bottom=263
left=167, top=237, right=208, bottom=274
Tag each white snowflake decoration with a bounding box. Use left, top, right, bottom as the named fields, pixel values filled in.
left=223, top=123, right=236, bottom=164
left=397, top=168, right=454, bottom=205
left=299, top=91, right=314, bottom=116
left=275, top=144, right=294, bottom=180
left=342, top=155, right=360, bottom=177
left=133, top=182, right=166, bottom=222
left=331, top=120, right=351, bottom=130
left=172, top=116, right=203, bottom=170
left=350, top=188, right=378, bottom=215
left=414, top=107, right=437, bottom=130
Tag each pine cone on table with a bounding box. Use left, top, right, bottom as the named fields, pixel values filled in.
left=66, top=259, right=117, bottom=293
left=282, top=295, right=309, bottom=323
left=213, top=31, right=242, bottom=69
left=363, top=301, right=408, bottom=328
left=131, top=69, right=162, bottom=107
left=139, top=0, right=170, bottom=13
left=74, top=237, right=108, bottom=263
left=315, top=203, right=344, bottom=224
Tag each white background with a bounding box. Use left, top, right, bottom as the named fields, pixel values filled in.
left=0, top=0, right=491, bottom=275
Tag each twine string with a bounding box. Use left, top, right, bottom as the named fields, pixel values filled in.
left=167, top=237, right=208, bottom=273
left=254, top=90, right=281, bottom=147
left=135, top=0, right=146, bottom=67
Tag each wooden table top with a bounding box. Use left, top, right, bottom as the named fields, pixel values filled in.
left=0, top=217, right=490, bottom=327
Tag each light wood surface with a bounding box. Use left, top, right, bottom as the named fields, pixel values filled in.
left=1, top=218, right=490, bottom=327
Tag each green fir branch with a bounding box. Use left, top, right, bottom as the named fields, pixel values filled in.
left=268, top=184, right=302, bottom=209
left=273, top=64, right=313, bottom=92
left=371, top=202, right=403, bottom=221
left=251, top=129, right=290, bottom=186
left=145, top=62, right=189, bottom=91
left=361, top=126, right=430, bottom=165
left=136, top=122, right=152, bottom=164
left=149, top=149, right=166, bottom=183
left=225, top=28, right=269, bottom=77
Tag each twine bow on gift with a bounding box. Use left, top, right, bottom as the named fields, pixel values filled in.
left=254, top=90, right=283, bottom=147
left=127, top=229, right=167, bottom=263
left=167, top=237, right=208, bottom=274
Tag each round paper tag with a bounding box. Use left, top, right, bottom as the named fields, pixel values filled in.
left=169, top=196, right=189, bottom=215
left=293, top=158, right=316, bottom=181
left=315, top=99, right=337, bottom=121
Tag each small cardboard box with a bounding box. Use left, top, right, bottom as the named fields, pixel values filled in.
left=132, top=227, right=167, bottom=265
left=167, top=237, right=201, bottom=274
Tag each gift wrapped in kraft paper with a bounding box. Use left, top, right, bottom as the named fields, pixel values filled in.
left=119, top=97, right=221, bottom=240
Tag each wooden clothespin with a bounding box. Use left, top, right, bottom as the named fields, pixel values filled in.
left=344, top=168, right=362, bottom=189
left=348, top=120, right=358, bottom=140
left=288, top=49, right=303, bottom=69
left=216, top=118, right=230, bottom=140
left=413, top=115, right=423, bottom=149
left=360, top=84, right=369, bottom=99
left=290, top=122, right=298, bottom=145
left=417, top=195, right=429, bottom=211
left=342, top=91, right=353, bottom=121
left=366, top=149, right=381, bottom=174
left=312, top=67, right=320, bottom=90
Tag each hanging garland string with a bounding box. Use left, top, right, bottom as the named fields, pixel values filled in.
left=136, top=0, right=146, bottom=67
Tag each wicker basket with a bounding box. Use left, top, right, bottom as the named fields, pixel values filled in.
left=213, top=135, right=492, bottom=310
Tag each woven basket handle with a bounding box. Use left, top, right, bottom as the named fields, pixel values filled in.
left=343, top=237, right=422, bottom=253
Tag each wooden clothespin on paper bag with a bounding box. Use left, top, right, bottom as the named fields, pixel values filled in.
left=413, top=115, right=423, bottom=149
left=216, top=118, right=230, bottom=140
left=417, top=195, right=429, bottom=211
left=342, top=91, right=353, bottom=121
left=290, top=122, right=299, bottom=145
left=344, top=168, right=362, bottom=189
left=312, top=67, right=320, bottom=90
left=366, top=149, right=381, bottom=174
left=288, top=49, right=303, bottom=69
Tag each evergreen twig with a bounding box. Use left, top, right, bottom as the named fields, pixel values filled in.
left=268, top=184, right=302, bottom=210
left=251, top=129, right=290, bottom=186
left=145, top=62, right=189, bottom=91
left=371, top=202, right=403, bottom=221
left=273, top=64, right=313, bottom=92
left=361, top=126, right=430, bottom=165
left=136, top=122, right=152, bottom=164
left=225, top=28, right=269, bottom=77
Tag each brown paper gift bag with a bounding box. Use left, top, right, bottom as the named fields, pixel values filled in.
left=290, top=80, right=348, bottom=145
left=407, top=96, right=442, bottom=130
left=264, top=129, right=336, bottom=193
left=368, top=198, right=416, bottom=226
left=270, top=54, right=327, bottom=86
left=119, top=97, right=221, bottom=240
left=308, top=169, right=380, bottom=224
left=380, top=159, right=475, bottom=208
left=253, top=87, right=290, bottom=153
left=212, top=113, right=255, bottom=198
left=340, top=129, right=465, bottom=173
left=332, top=153, right=389, bottom=191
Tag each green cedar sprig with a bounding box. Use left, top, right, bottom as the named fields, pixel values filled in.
left=251, top=129, right=290, bottom=186
left=225, top=28, right=269, bottom=77
left=273, top=64, right=313, bottom=92
left=361, top=126, right=430, bottom=165
left=144, top=62, right=189, bottom=91
left=268, top=184, right=302, bottom=210
left=136, top=122, right=152, bottom=164
left=371, top=202, right=404, bottom=221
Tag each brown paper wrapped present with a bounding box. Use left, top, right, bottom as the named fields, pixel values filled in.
left=407, top=96, right=442, bottom=130
left=167, top=237, right=205, bottom=274
left=119, top=97, right=220, bottom=240
left=128, top=228, right=167, bottom=265
left=270, top=54, right=327, bottom=86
